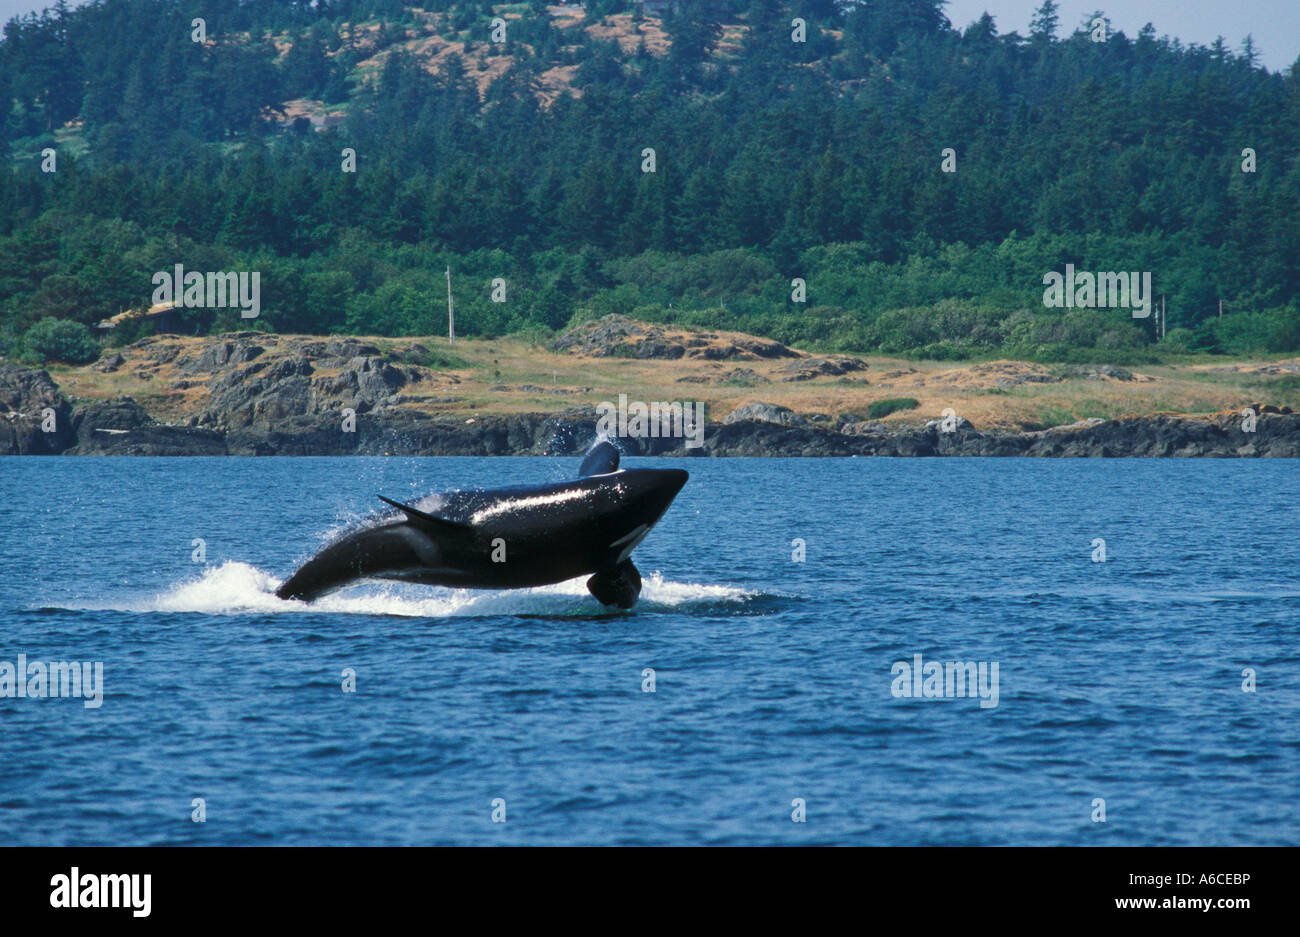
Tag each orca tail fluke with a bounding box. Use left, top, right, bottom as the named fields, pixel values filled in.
left=586, top=558, right=642, bottom=609
left=275, top=523, right=441, bottom=602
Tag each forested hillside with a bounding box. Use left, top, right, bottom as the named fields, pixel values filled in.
left=1, top=0, right=1297, bottom=363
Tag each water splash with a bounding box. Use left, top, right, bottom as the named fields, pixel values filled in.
left=62, top=561, right=759, bottom=619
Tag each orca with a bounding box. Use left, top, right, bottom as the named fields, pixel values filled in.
left=274, top=442, right=687, bottom=609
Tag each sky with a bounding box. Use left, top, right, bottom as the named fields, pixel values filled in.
left=0, top=0, right=1297, bottom=72
left=943, top=0, right=1300, bottom=71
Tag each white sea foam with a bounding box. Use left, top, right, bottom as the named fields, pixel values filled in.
left=65, top=561, right=753, bottom=618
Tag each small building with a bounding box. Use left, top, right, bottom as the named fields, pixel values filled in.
left=97, top=302, right=180, bottom=334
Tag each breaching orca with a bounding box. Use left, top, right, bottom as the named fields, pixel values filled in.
left=274, top=442, right=687, bottom=609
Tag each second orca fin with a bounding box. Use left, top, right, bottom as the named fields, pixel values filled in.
left=579, top=440, right=620, bottom=477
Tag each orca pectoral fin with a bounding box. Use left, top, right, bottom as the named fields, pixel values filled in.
left=586, top=559, right=642, bottom=609
left=377, top=495, right=473, bottom=536
left=578, top=440, right=620, bottom=477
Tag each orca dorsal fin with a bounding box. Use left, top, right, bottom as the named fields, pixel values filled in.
left=377, top=495, right=472, bottom=533
left=579, top=440, right=620, bottom=477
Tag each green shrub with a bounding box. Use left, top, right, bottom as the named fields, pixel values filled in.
left=868, top=397, right=920, bottom=419
left=19, top=318, right=101, bottom=365
left=1158, top=327, right=1196, bottom=355
left=916, top=340, right=973, bottom=360
left=507, top=324, right=554, bottom=350
left=1203, top=306, right=1300, bottom=355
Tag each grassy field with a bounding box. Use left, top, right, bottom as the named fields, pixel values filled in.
left=40, top=325, right=1300, bottom=432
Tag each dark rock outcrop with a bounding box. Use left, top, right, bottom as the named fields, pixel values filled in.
left=195, top=356, right=315, bottom=429
left=63, top=397, right=226, bottom=455
left=1062, top=364, right=1135, bottom=382
left=723, top=402, right=806, bottom=427
left=178, top=337, right=265, bottom=374
left=193, top=353, right=435, bottom=431
left=775, top=356, right=869, bottom=382
left=224, top=408, right=603, bottom=457
left=93, top=353, right=126, bottom=373
left=0, top=366, right=76, bottom=454
left=696, top=408, right=1300, bottom=457
left=553, top=314, right=800, bottom=360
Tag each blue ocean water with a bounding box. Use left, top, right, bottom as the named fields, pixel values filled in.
left=0, top=456, right=1296, bottom=846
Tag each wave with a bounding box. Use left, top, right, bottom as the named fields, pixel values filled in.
left=60, top=561, right=765, bottom=618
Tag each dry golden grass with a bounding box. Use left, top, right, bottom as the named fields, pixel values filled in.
left=331, top=7, right=679, bottom=105
left=46, top=330, right=1300, bottom=432
left=583, top=13, right=671, bottom=56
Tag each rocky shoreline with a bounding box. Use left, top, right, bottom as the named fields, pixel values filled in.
left=4, top=328, right=1299, bottom=457
left=3, top=361, right=1297, bottom=457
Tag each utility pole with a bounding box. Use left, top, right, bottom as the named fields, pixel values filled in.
left=445, top=266, right=455, bottom=344
left=1162, top=295, right=1167, bottom=340
left=1219, top=299, right=1223, bottom=320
